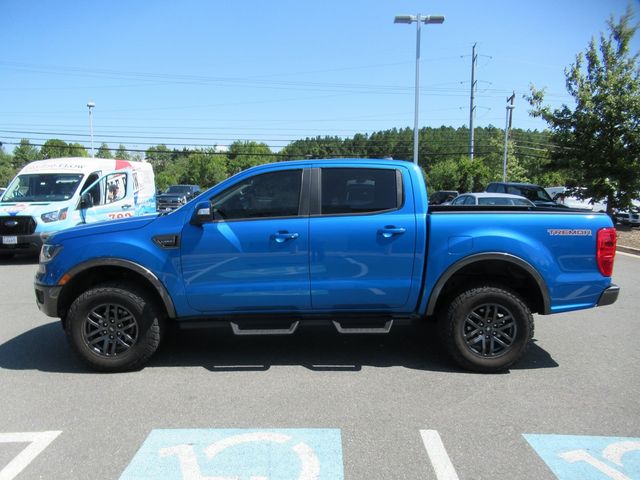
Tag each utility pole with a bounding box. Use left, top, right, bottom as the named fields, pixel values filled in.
left=469, top=43, right=477, bottom=160
left=502, top=92, right=516, bottom=182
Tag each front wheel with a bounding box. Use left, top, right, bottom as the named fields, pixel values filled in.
left=65, top=283, right=163, bottom=372
left=439, top=286, right=534, bottom=373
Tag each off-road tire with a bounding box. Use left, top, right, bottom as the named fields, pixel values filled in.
left=439, top=285, right=534, bottom=373
left=65, top=282, right=163, bottom=372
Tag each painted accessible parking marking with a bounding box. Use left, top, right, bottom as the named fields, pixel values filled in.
left=120, top=428, right=343, bottom=480
left=0, top=431, right=61, bottom=480
left=524, top=434, right=640, bottom=480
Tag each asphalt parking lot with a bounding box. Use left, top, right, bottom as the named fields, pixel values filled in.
left=0, top=253, right=638, bottom=479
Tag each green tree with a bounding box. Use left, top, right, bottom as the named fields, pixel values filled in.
left=226, top=141, right=273, bottom=175
left=12, top=139, right=41, bottom=169
left=96, top=143, right=112, bottom=159
left=145, top=144, right=173, bottom=175
left=427, top=156, right=491, bottom=193
left=0, top=147, right=15, bottom=186
left=68, top=143, right=89, bottom=157
left=527, top=8, right=640, bottom=213
left=40, top=139, right=70, bottom=159
left=115, top=144, right=131, bottom=160
left=182, top=151, right=228, bottom=188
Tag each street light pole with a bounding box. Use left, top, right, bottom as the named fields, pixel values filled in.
left=394, top=14, right=445, bottom=165
left=413, top=17, right=422, bottom=166
left=87, top=101, right=95, bottom=158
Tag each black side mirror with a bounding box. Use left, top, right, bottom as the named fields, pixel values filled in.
left=79, top=192, right=94, bottom=209
left=190, top=202, right=213, bottom=225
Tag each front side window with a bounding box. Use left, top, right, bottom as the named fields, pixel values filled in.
left=321, top=168, right=399, bottom=215
left=106, top=173, right=127, bottom=203
left=212, top=169, right=302, bottom=220
left=451, top=196, right=467, bottom=205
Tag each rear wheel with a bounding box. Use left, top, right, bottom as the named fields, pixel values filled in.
left=439, top=286, right=533, bottom=373
left=65, top=283, right=163, bottom=372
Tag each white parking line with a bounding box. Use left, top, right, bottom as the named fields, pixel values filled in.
left=616, top=250, right=640, bottom=259
left=419, top=430, right=460, bottom=480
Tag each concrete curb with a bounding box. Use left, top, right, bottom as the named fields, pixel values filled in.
left=617, top=245, right=640, bottom=256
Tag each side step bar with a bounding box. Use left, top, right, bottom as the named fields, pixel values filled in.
left=332, top=319, right=393, bottom=334
left=180, top=317, right=406, bottom=335
left=230, top=320, right=299, bottom=336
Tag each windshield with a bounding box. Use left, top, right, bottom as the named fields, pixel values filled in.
left=506, top=185, right=553, bottom=203
left=1, top=173, right=83, bottom=202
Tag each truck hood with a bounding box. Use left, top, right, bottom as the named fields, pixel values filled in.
left=49, top=214, right=159, bottom=243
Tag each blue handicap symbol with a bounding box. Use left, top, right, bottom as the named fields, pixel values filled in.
left=524, top=434, right=640, bottom=480
left=120, top=428, right=344, bottom=480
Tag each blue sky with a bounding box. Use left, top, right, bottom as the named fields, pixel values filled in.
left=1, top=0, right=638, bottom=154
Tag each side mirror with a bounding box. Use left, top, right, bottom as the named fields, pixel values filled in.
left=79, top=192, right=94, bottom=209
left=190, top=202, right=213, bottom=225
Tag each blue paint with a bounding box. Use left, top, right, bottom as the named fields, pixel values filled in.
left=120, top=428, right=343, bottom=480
left=524, top=434, right=640, bottom=479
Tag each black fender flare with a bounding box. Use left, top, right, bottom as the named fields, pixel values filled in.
left=63, top=258, right=177, bottom=318
left=425, top=252, right=551, bottom=316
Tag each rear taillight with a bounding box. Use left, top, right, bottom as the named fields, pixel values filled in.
left=596, top=227, right=617, bottom=276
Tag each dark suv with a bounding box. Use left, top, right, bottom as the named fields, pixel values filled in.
left=429, top=190, right=459, bottom=205
left=156, top=184, right=201, bottom=212
left=485, top=182, right=564, bottom=208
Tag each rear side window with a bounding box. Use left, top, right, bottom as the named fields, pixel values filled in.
left=321, top=168, right=400, bottom=215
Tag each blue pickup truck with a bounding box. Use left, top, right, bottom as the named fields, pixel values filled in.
left=34, top=159, right=619, bottom=373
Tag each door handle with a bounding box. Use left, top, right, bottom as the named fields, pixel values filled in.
left=379, top=226, right=406, bottom=238
left=121, top=204, right=132, bottom=209
left=273, top=231, right=300, bottom=243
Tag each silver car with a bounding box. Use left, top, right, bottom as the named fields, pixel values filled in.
left=450, top=192, right=535, bottom=207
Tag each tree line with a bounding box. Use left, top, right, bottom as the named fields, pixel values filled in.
left=0, top=126, right=557, bottom=194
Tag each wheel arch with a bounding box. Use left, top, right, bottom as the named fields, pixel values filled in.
left=425, top=252, right=550, bottom=317
left=57, top=258, right=176, bottom=324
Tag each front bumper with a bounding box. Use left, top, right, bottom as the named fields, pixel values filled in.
left=0, top=233, right=43, bottom=255
left=597, top=284, right=620, bottom=307
left=34, top=282, right=62, bottom=317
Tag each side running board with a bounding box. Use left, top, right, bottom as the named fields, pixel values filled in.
left=230, top=320, right=299, bottom=336
left=332, top=319, right=394, bottom=334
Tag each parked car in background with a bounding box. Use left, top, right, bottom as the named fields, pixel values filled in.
left=486, top=182, right=564, bottom=208
left=615, top=210, right=640, bottom=226
left=615, top=199, right=640, bottom=226
left=429, top=190, right=459, bottom=205
left=545, top=186, right=608, bottom=212
left=450, top=192, right=535, bottom=207
left=156, top=184, right=201, bottom=212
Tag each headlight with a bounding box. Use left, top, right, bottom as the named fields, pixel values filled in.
left=39, top=244, right=62, bottom=263
left=41, top=208, right=68, bottom=223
